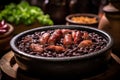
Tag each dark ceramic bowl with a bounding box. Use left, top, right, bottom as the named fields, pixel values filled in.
left=66, top=13, right=99, bottom=28
left=10, top=25, right=113, bottom=79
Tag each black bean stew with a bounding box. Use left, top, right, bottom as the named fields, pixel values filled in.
left=17, top=29, right=108, bottom=57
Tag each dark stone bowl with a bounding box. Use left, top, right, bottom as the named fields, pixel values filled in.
left=66, top=13, right=99, bottom=28
left=10, top=25, right=113, bottom=79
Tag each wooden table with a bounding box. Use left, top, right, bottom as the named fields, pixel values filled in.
left=0, top=51, right=120, bottom=80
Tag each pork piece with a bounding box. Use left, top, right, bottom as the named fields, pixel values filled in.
left=72, top=30, right=76, bottom=39
left=22, top=36, right=32, bottom=43
left=48, top=29, right=62, bottom=45
left=39, top=33, right=50, bottom=45
left=46, top=45, right=65, bottom=52
left=61, top=29, right=72, bottom=35
left=30, top=43, right=44, bottom=52
left=63, top=33, right=73, bottom=48
left=73, top=31, right=82, bottom=44
left=82, top=32, right=89, bottom=40
left=78, top=40, right=93, bottom=47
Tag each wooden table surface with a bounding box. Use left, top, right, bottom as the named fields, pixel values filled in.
left=0, top=51, right=120, bottom=80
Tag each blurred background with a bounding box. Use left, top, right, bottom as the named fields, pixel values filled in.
left=0, top=0, right=108, bottom=25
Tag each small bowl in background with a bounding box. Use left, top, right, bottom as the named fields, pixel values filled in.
left=66, top=13, right=99, bottom=28
left=0, top=23, right=14, bottom=54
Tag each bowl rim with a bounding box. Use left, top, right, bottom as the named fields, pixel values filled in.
left=10, top=25, right=113, bottom=61
left=66, top=13, right=99, bottom=25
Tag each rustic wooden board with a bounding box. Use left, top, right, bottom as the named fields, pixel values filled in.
left=0, top=51, right=120, bottom=80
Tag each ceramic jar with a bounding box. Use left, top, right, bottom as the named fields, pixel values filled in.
left=98, top=0, right=120, bottom=56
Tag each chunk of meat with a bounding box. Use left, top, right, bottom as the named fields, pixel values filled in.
left=30, top=43, right=44, bottom=52
left=61, top=29, right=71, bottom=35
left=73, top=31, right=82, bottom=44
left=48, top=29, right=62, bottom=45
left=78, top=40, right=93, bottom=47
left=22, top=36, right=32, bottom=43
left=82, top=32, right=89, bottom=40
left=46, top=45, right=65, bottom=52
left=39, top=33, right=50, bottom=45
left=72, top=30, right=76, bottom=39
left=63, top=34, right=73, bottom=48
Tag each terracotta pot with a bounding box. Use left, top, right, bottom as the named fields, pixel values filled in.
left=0, top=23, right=14, bottom=52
